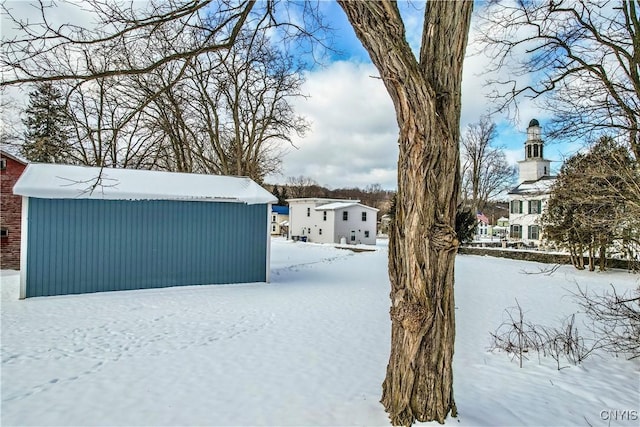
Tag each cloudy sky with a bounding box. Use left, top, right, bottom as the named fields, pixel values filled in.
left=266, top=1, right=581, bottom=190
left=1, top=1, right=580, bottom=191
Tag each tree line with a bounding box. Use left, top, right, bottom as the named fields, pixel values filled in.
left=269, top=177, right=394, bottom=213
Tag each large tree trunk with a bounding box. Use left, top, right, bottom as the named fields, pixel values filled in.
left=337, top=1, right=473, bottom=425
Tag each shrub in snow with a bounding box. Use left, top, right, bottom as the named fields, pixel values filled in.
left=491, top=285, right=640, bottom=368
left=573, top=285, right=640, bottom=360
left=489, top=299, right=597, bottom=370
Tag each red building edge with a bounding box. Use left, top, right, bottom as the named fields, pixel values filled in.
left=1, top=150, right=28, bottom=270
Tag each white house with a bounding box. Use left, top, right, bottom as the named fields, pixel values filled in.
left=508, top=119, right=557, bottom=247
left=287, top=198, right=379, bottom=245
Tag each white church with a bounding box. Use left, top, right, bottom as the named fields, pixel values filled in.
left=508, top=119, right=557, bottom=247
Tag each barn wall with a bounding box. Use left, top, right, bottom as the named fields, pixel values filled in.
left=24, top=198, right=268, bottom=297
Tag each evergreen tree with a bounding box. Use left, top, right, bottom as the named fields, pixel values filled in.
left=279, top=186, right=288, bottom=205
left=22, top=82, right=72, bottom=163
left=272, top=185, right=282, bottom=205
left=455, top=207, right=476, bottom=245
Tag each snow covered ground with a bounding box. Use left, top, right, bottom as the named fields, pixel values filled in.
left=2, top=237, right=638, bottom=426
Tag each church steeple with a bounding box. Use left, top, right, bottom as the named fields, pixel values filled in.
left=518, top=119, right=551, bottom=182
left=525, top=119, right=544, bottom=160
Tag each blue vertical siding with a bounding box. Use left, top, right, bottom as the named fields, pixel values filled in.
left=25, top=199, right=268, bottom=297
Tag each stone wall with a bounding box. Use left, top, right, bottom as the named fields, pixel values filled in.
left=458, top=246, right=635, bottom=271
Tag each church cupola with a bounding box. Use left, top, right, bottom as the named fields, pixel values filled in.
left=518, top=119, right=551, bottom=182
left=525, top=119, right=544, bottom=160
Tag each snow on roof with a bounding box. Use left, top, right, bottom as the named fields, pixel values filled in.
left=315, top=201, right=379, bottom=212
left=286, top=197, right=361, bottom=204
left=13, top=164, right=277, bottom=205
left=508, top=176, right=556, bottom=195
left=315, top=201, right=359, bottom=210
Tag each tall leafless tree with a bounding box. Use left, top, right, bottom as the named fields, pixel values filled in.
left=131, top=29, right=307, bottom=181
left=476, top=0, right=640, bottom=159
left=188, top=31, right=307, bottom=182
left=461, top=117, right=517, bottom=213
left=65, top=75, right=160, bottom=168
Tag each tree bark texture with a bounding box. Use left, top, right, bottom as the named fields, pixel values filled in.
left=337, top=1, right=473, bottom=425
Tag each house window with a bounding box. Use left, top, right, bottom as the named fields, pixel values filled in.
left=529, top=200, right=542, bottom=214
left=364, top=231, right=370, bottom=238
left=0, top=227, right=8, bottom=238
left=272, top=215, right=277, bottom=222
left=528, top=225, right=540, bottom=240
left=533, top=144, right=539, bottom=157
left=510, top=200, right=523, bottom=214
left=362, top=212, right=367, bottom=221
left=272, top=224, right=277, bottom=232
left=306, top=207, right=310, bottom=217
left=343, top=211, right=348, bottom=221
left=510, top=224, right=522, bottom=239
left=323, top=211, right=327, bottom=221
left=527, top=145, right=532, bottom=159
left=319, top=229, right=322, bottom=235
left=308, top=227, right=311, bottom=234
left=0, top=159, right=6, bottom=171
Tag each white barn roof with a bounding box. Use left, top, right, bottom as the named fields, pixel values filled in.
left=13, top=164, right=277, bottom=205
left=315, top=201, right=359, bottom=210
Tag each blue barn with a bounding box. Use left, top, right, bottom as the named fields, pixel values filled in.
left=13, top=164, right=276, bottom=298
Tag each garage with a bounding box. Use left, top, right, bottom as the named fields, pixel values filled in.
left=13, top=164, right=276, bottom=298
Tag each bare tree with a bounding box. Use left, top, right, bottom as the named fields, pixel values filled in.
left=285, top=175, right=320, bottom=199
left=189, top=31, right=308, bottom=182
left=338, top=1, right=473, bottom=424
left=64, top=75, right=160, bottom=169
left=476, top=0, right=640, bottom=159
left=460, top=117, right=516, bottom=213
left=1, top=1, right=254, bottom=86
left=132, top=29, right=307, bottom=181
left=574, top=285, right=640, bottom=359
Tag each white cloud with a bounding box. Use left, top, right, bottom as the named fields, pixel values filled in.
left=268, top=61, right=399, bottom=190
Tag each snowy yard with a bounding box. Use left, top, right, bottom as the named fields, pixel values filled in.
left=1, top=237, right=638, bottom=426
